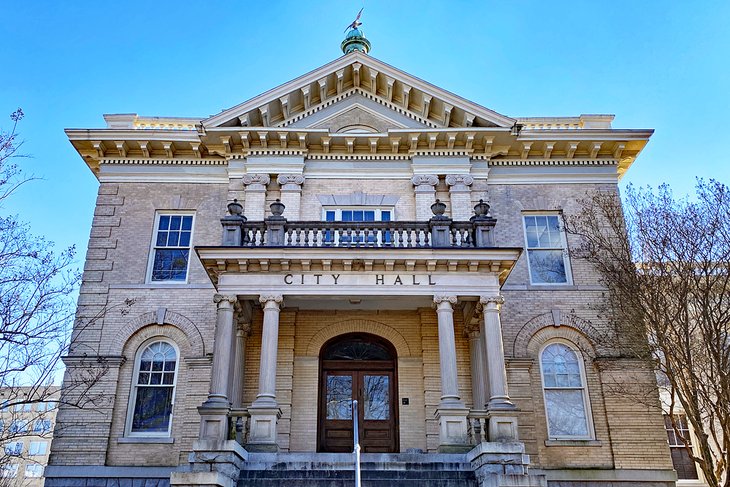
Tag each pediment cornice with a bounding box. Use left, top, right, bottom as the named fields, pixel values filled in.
left=202, top=52, right=516, bottom=130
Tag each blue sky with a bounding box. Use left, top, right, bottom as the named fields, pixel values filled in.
left=1, top=0, right=729, bottom=260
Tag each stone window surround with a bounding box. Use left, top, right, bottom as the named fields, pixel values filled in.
left=123, top=338, right=180, bottom=440
left=145, top=211, right=196, bottom=285
left=538, top=339, right=596, bottom=442
left=521, top=211, right=573, bottom=286
left=317, top=191, right=400, bottom=207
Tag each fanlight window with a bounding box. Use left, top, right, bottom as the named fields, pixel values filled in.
left=540, top=342, right=592, bottom=439
left=323, top=338, right=393, bottom=361
left=129, top=341, right=178, bottom=435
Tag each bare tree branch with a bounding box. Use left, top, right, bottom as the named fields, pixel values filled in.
left=565, top=181, right=730, bottom=487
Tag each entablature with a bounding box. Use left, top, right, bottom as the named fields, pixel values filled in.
left=196, top=246, right=521, bottom=290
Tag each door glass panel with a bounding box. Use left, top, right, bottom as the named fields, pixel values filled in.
left=326, top=375, right=352, bottom=420
left=363, top=375, right=389, bottom=420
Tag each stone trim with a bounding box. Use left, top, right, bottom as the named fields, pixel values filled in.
left=317, top=191, right=399, bottom=206
left=305, top=319, right=412, bottom=357
left=512, top=310, right=600, bottom=358
left=109, top=309, right=205, bottom=356
left=45, top=466, right=175, bottom=478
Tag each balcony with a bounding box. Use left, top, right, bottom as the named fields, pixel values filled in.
left=220, top=199, right=498, bottom=249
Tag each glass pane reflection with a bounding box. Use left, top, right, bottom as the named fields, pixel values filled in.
left=326, top=375, right=352, bottom=420
left=363, top=375, right=389, bottom=420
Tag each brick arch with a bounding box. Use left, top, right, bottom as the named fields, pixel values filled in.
left=305, top=319, right=412, bottom=357
left=525, top=326, right=597, bottom=361
left=512, top=310, right=600, bottom=358
left=109, top=309, right=205, bottom=356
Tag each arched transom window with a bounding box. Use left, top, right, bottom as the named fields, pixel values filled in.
left=540, top=342, right=592, bottom=439
left=128, top=340, right=178, bottom=436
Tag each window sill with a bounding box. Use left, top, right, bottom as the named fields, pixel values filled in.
left=117, top=436, right=174, bottom=444
left=544, top=439, right=602, bottom=447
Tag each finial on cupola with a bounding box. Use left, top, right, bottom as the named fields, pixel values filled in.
left=341, top=8, right=371, bottom=54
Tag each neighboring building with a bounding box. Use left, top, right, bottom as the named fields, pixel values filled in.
left=48, top=27, right=677, bottom=487
left=0, top=387, right=58, bottom=487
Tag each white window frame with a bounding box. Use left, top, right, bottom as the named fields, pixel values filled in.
left=322, top=206, right=396, bottom=246
left=322, top=206, right=395, bottom=222
left=4, top=441, right=23, bottom=456
left=33, top=418, right=52, bottom=435
left=539, top=339, right=595, bottom=440
left=1, top=464, right=18, bottom=478
left=24, top=464, right=43, bottom=478
left=146, top=212, right=195, bottom=284
left=28, top=441, right=47, bottom=456
left=125, top=338, right=179, bottom=438
left=522, top=212, right=573, bottom=285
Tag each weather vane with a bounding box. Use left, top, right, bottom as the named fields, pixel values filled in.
left=344, top=8, right=363, bottom=33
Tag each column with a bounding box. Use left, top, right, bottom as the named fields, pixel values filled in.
left=230, top=323, right=250, bottom=410
left=445, top=174, right=474, bottom=220
left=433, top=295, right=470, bottom=452
left=277, top=174, right=305, bottom=219
left=480, top=295, right=519, bottom=442
left=247, top=295, right=283, bottom=452
left=198, top=294, right=237, bottom=442
left=411, top=174, right=438, bottom=220
left=242, top=173, right=270, bottom=220
left=467, top=325, right=488, bottom=411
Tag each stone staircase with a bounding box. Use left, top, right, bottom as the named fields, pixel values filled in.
left=237, top=452, right=478, bottom=487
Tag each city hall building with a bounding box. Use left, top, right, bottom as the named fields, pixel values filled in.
left=47, top=28, right=678, bottom=487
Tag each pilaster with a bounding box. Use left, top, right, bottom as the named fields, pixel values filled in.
left=241, top=173, right=270, bottom=220
left=276, top=174, right=305, bottom=219
left=411, top=174, right=438, bottom=220
left=446, top=174, right=474, bottom=220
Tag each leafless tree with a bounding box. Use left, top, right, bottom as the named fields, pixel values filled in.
left=0, top=110, right=134, bottom=482
left=565, top=181, right=730, bottom=487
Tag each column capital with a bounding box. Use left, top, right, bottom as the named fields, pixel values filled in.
left=434, top=295, right=458, bottom=308
left=242, top=173, right=270, bottom=191
left=480, top=294, right=504, bottom=311
left=411, top=174, right=438, bottom=193
left=237, top=322, right=252, bottom=336
left=277, top=173, right=305, bottom=191
left=445, top=174, right=474, bottom=193
left=259, top=295, right=283, bottom=309
left=214, top=294, right=238, bottom=308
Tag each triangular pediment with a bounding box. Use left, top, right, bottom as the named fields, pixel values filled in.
left=287, top=92, right=431, bottom=132
left=203, top=52, right=516, bottom=130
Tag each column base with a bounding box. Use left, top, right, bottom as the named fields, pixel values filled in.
left=435, top=406, right=471, bottom=452
left=466, top=441, right=546, bottom=487
left=171, top=440, right=248, bottom=487
left=487, top=410, right=519, bottom=442
left=197, top=405, right=231, bottom=442
left=246, top=406, right=281, bottom=451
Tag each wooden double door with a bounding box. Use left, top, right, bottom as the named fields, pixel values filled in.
left=318, top=334, right=398, bottom=453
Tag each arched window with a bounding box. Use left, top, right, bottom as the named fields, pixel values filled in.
left=127, top=340, right=178, bottom=436
left=540, top=341, right=592, bottom=439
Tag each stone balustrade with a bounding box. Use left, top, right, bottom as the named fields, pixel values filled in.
left=220, top=199, right=497, bottom=249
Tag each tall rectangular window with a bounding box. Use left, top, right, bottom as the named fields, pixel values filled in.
left=4, top=442, right=23, bottom=456
left=149, top=214, right=194, bottom=282
left=664, top=414, right=699, bottom=480
left=24, top=465, right=43, bottom=478
left=28, top=441, right=47, bottom=456
left=523, top=214, right=572, bottom=285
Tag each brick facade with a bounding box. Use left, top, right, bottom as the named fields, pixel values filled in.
left=50, top=51, right=674, bottom=487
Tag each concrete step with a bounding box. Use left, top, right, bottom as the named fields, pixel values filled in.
left=238, top=452, right=477, bottom=487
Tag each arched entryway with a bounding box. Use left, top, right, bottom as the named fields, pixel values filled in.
left=317, top=333, right=399, bottom=453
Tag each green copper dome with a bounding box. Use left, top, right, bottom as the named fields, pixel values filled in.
left=341, top=27, right=371, bottom=54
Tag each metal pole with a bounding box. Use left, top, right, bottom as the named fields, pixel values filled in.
left=353, top=399, right=361, bottom=487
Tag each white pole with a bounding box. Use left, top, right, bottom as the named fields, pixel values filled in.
left=353, top=399, right=361, bottom=487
